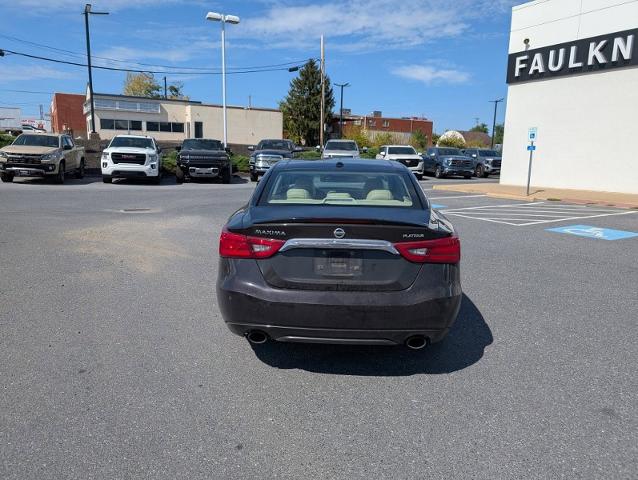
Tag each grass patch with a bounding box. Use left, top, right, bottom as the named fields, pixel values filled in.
left=296, top=150, right=321, bottom=160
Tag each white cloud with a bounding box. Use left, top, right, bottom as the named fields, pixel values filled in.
left=393, top=64, right=470, bottom=84
left=0, top=65, right=72, bottom=83
left=238, top=0, right=518, bottom=51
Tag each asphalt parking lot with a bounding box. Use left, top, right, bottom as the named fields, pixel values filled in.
left=1, top=175, right=636, bottom=479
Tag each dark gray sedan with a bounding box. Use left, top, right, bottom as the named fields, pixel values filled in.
left=216, top=159, right=462, bottom=349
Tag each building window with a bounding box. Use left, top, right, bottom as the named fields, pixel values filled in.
left=159, top=122, right=171, bottom=132
left=100, top=118, right=115, bottom=130
left=130, top=120, right=142, bottom=131
left=382, top=120, right=390, bottom=127
left=114, top=119, right=129, bottom=130
left=146, top=122, right=159, bottom=132
left=171, top=122, right=184, bottom=133
left=368, top=119, right=376, bottom=127
left=354, top=119, right=361, bottom=126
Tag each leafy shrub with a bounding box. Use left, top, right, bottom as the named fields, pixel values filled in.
left=296, top=150, right=322, bottom=160
left=0, top=134, right=16, bottom=149
left=410, top=130, right=429, bottom=150
left=231, top=154, right=250, bottom=172
left=343, top=125, right=371, bottom=149
left=360, top=147, right=379, bottom=159
left=162, top=150, right=178, bottom=174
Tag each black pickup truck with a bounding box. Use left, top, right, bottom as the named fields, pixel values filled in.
left=175, top=138, right=231, bottom=184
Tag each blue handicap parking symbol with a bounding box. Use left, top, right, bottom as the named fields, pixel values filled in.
left=546, top=224, right=638, bottom=240
left=527, top=145, right=536, bottom=151
left=430, top=204, right=446, bottom=210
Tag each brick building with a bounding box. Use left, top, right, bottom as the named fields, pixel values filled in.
left=331, top=110, right=433, bottom=145
left=50, top=93, right=87, bottom=138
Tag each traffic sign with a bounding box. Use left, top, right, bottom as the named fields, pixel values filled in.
left=527, top=145, right=536, bottom=151
left=528, top=127, right=538, bottom=142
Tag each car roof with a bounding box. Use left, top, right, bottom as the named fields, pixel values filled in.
left=272, top=158, right=406, bottom=173
left=113, top=134, right=153, bottom=139
left=325, top=139, right=356, bottom=143
left=385, top=144, right=416, bottom=148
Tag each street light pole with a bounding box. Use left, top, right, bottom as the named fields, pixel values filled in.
left=489, top=98, right=504, bottom=148
left=83, top=4, right=108, bottom=135
left=320, top=35, right=325, bottom=148
left=335, top=82, right=350, bottom=139
left=206, top=12, right=240, bottom=149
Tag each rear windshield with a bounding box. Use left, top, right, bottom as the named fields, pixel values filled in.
left=259, top=170, right=421, bottom=208
left=325, top=141, right=358, bottom=151
left=12, top=135, right=59, bottom=147
left=182, top=139, right=223, bottom=150
left=388, top=146, right=417, bottom=155
left=109, top=137, right=154, bottom=149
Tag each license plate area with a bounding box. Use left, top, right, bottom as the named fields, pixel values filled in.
left=190, top=167, right=218, bottom=176
left=314, top=250, right=363, bottom=277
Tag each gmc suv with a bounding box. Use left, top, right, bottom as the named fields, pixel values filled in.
left=423, top=147, right=474, bottom=179
left=101, top=135, right=162, bottom=184
left=462, top=148, right=502, bottom=177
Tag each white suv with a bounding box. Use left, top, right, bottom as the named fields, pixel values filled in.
left=101, top=135, right=162, bottom=184
left=376, top=145, right=425, bottom=179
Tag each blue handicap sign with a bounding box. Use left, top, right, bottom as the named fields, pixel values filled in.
left=546, top=224, right=638, bottom=240
left=527, top=145, right=536, bottom=151
left=430, top=204, right=446, bottom=210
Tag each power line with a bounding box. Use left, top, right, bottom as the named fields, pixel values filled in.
left=0, top=47, right=312, bottom=76
left=0, top=34, right=313, bottom=72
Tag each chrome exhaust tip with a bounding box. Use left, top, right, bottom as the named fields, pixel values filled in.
left=246, top=330, right=268, bottom=345
left=405, top=335, right=427, bottom=350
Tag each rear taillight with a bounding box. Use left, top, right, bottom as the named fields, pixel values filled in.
left=394, top=236, right=460, bottom=264
left=219, top=228, right=285, bottom=259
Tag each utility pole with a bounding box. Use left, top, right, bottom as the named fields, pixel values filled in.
left=83, top=4, right=108, bottom=135
left=39, top=104, right=44, bottom=120
left=164, top=76, right=167, bottom=99
left=334, top=82, right=350, bottom=139
left=319, top=35, right=325, bottom=148
left=248, top=94, right=252, bottom=109
left=489, top=98, right=504, bottom=148
left=474, top=117, right=480, bottom=126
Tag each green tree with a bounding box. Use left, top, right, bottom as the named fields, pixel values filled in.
left=409, top=130, right=429, bottom=150
left=431, top=133, right=441, bottom=145
left=493, top=123, right=504, bottom=145
left=279, top=60, right=335, bottom=146
left=470, top=122, right=489, bottom=133
left=123, top=72, right=162, bottom=98
left=167, top=82, right=188, bottom=100
left=343, top=125, right=371, bottom=149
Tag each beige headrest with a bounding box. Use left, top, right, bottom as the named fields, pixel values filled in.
left=366, top=189, right=393, bottom=200
left=287, top=188, right=310, bottom=199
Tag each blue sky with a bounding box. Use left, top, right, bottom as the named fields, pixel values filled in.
left=0, top=0, right=519, bottom=132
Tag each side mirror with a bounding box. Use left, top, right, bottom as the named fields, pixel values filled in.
left=379, top=151, right=385, bottom=156
left=175, top=146, right=181, bottom=152
left=315, top=145, right=321, bottom=151
left=63, top=144, right=72, bottom=150
left=430, top=153, right=436, bottom=157
left=417, top=152, right=422, bottom=156
left=472, top=154, right=477, bottom=158
left=362, top=147, right=368, bottom=153
left=247, top=145, right=255, bottom=151
left=225, top=147, right=232, bottom=155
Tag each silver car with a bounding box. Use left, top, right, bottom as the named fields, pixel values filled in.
left=320, top=139, right=363, bottom=159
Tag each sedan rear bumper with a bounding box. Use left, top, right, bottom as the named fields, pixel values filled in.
left=217, top=258, right=462, bottom=345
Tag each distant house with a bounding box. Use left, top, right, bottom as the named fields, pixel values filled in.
left=460, top=130, right=492, bottom=147
left=330, top=110, right=433, bottom=146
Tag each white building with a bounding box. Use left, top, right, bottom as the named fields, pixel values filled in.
left=501, top=0, right=638, bottom=194
left=84, top=91, right=283, bottom=145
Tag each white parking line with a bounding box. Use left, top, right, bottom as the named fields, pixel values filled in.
left=442, top=201, right=637, bottom=226
left=428, top=194, right=488, bottom=200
